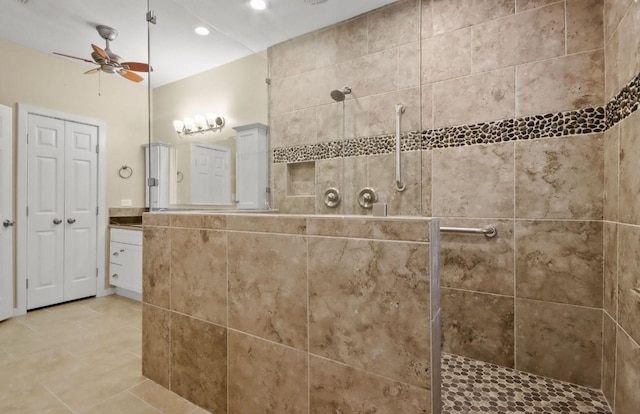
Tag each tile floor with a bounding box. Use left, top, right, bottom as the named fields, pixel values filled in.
left=0, top=295, right=616, bottom=414
left=0, top=295, right=207, bottom=414
left=442, top=353, right=612, bottom=413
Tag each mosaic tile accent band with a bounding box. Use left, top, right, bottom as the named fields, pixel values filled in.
left=273, top=71, right=640, bottom=164
left=606, top=70, right=640, bottom=128
left=442, top=353, right=611, bottom=414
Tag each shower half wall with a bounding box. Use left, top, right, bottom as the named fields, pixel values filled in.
left=142, top=213, right=440, bottom=413
left=268, top=0, right=640, bottom=412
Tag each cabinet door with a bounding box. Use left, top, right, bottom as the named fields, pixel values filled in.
left=109, top=241, right=142, bottom=294
left=119, top=244, right=142, bottom=293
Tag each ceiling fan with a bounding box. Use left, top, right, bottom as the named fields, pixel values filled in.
left=53, top=25, right=151, bottom=83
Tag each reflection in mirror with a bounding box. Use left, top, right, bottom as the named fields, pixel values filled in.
left=147, top=0, right=269, bottom=210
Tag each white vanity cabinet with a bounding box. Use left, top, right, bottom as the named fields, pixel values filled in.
left=109, top=228, right=143, bottom=297
left=234, top=123, right=269, bottom=210
left=143, top=142, right=170, bottom=209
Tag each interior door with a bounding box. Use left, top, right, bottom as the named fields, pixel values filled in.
left=27, top=114, right=65, bottom=309
left=0, top=104, right=13, bottom=321
left=191, top=144, right=230, bottom=204
left=63, top=122, right=97, bottom=300
left=26, top=114, right=97, bottom=309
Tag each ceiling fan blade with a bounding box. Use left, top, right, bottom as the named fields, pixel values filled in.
left=118, top=69, right=144, bottom=83
left=53, top=52, right=96, bottom=64
left=91, top=44, right=110, bottom=61
left=84, top=68, right=100, bottom=75
left=121, top=62, right=152, bottom=72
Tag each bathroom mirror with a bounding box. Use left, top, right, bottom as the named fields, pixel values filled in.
left=147, top=0, right=269, bottom=209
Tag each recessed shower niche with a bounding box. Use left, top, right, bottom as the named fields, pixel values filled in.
left=286, top=161, right=315, bottom=196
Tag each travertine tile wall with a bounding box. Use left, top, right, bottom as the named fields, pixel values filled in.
left=268, top=0, right=615, bottom=392
left=602, top=1, right=640, bottom=412
left=141, top=213, right=440, bottom=413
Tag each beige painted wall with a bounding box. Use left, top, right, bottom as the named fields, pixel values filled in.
left=151, top=51, right=268, bottom=206
left=0, top=38, right=149, bottom=208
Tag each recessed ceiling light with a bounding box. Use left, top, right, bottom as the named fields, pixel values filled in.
left=250, top=0, right=266, bottom=10
left=194, top=26, right=210, bottom=36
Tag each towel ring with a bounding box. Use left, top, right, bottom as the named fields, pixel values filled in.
left=118, top=165, right=133, bottom=179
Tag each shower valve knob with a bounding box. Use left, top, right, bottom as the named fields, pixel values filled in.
left=323, top=188, right=341, bottom=208
left=358, top=187, right=378, bottom=209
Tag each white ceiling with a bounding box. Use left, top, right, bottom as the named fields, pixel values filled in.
left=0, top=0, right=399, bottom=87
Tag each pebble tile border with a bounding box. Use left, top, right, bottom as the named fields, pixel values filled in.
left=273, top=71, right=639, bottom=164
left=441, top=353, right=611, bottom=414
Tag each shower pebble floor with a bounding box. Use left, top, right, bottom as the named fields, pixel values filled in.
left=442, top=353, right=612, bottom=413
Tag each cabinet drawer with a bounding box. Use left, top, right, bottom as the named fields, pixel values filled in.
left=109, top=263, right=123, bottom=285
left=108, top=241, right=142, bottom=294
left=110, top=228, right=142, bottom=245
left=110, top=242, right=127, bottom=265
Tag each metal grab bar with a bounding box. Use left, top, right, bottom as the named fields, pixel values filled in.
left=395, top=103, right=406, bottom=192
left=440, top=225, right=498, bottom=238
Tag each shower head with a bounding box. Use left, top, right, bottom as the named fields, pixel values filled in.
left=330, top=86, right=352, bottom=102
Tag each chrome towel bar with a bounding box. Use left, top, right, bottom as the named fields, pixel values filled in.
left=440, top=225, right=498, bottom=238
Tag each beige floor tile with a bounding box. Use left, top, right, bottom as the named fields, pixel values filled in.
left=46, top=356, right=146, bottom=412
left=188, top=408, right=212, bottom=414
left=19, top=304, right=101, bottom=331
left=0, top=295, right=201, bottom=414
left=0, top=318, right=37, bottom=342
left=65, top=324, right=141, bottom=357
left=131, top=380, right=199, bottom=414
left=0, top=346, right=15, bottom=366
left=1, top=349, right=89, bottom=387
left=0, top=383, right=74, bottom=414
left=77, top=312, right=141, bottom=335
left=0, top=325, right=95, bottom=359
left=81, top=391, right=161, bottom=414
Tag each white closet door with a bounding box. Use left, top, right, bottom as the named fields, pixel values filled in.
left=0, top=105, right=13, bottom=321
left=63, top=121, right=97, bottom=300
left=27, top=114, right=65, bottom=309
left=191, top=144, right=230, bottom=204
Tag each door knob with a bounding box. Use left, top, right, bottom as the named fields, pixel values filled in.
left=53, top=218, right=62, bottom=225
left=2, top=220, right=14, bottom=227
left=67, top=218, right=76, bottom=224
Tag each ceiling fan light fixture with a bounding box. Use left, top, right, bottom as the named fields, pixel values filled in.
left=250, top=0, right=267, bottom=10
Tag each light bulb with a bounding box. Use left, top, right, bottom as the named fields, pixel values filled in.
left=183, top=117, right=195, bottom=132
left=194, top=115, right=207, bottom=130
left=194, top=27, right=210, bottom=36
left=250, top=0, right=266, bottom=10
left=173, top=120, right=184, bottom=133
left=205, top=113, right=217, bottom=126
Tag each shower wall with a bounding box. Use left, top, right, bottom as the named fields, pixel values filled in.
left=601, top=0, right=640, bottom=412
left=141, top=213, right=440, bottom=413
left=267, top=0, right=640, bottom=399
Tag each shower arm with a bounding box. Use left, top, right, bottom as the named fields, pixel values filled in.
left=395, top=104, right=406, bottom=192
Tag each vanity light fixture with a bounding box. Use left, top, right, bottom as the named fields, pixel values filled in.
left=250, top=0, right=267, bottom=10
left=173, top=113, right=226, bottom=136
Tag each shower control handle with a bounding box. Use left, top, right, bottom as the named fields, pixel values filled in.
left=358, top=187, right=378, bottom=209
